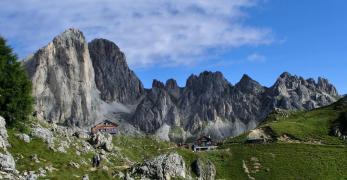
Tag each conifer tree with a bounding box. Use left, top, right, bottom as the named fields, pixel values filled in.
left=0, top=37, right=33, bottom=126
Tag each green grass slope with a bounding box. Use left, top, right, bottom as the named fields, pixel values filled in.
left=211, top=97, right=347, bottom=179
left=227, top=97, right=347, bottom=145
left=6, top=97, right=347, bottom=179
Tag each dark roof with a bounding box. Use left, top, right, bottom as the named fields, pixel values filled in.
left=196, top=136, right=212, bottom=142
left=93, top=120, right=118, bottom=127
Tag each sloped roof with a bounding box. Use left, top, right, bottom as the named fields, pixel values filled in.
left=93, top=120, right=118, bottom=127
left=196, top=135, right=212, bottom=142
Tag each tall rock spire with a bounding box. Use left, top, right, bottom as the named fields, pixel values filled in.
left=24, top=28, right=99, bottom=126
left=88, top=38, right=144, bottom=104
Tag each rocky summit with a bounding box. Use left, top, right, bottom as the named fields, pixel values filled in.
left=88, top=38, right=145, bottom=104
left=24, top=28, right=100, bottom=127
left=24, top=29, right=340, bottom=141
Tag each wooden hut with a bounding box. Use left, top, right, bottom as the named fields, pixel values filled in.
left=192, top=136, right=217, bottom=151
left=91, top=120, right=118, bottom=134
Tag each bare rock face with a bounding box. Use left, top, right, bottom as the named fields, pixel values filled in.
left=90, top=132, right=113, bottom=152
left=129, top=153, right=186, bottom=180
left=88, top=39, right=144, bottom=104
left=24, top=29, right=99, bottom=126
left=31, top=126, right=54, bottom=145
left=0, top=153, right=16, bottom=172
left=179, top=71, right=232, bottom=123
left=246, top=127, right=275, bottom=143
left=15, top=133, right=31, bottom=143
left=165, top=79, right=181, bottom=100
left=267, top=72, right=339, bottom=110
left=192, top=159, right=216, bottom=180
left=132, top=80, right=178, bottom=133
left=0, top=117, right=18, bottom=178
left=0, top=116, right=10, bottom=150
left=130, top=71, right=340, bottom=140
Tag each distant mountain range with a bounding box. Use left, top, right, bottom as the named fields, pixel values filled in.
left=23, top=28, right=340, bottom=141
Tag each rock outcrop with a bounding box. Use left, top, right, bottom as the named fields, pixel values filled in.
left=88, top=39, right=144, bottom=103
left=246, top=127, right=276, bottom=143
left=0, top=116, right=10, bottom=150
left=15, top=133, right=31, bottom=143
left=31, top=127, right=54, bottom=144
left=0, top=117, right=18, bottom=179
left=90, top=132, right=113, bottom=152
left=24, top=28, right=99, bottom=126
left=129, top=153, right=186, bottom=180
left=0, top=153, right=16, bottom=172
left=331, top=98, right=347, bottom=139
left=192, top=159, right=216, bottom=180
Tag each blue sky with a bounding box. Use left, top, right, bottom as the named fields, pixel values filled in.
left=0, top=0, right=346, bottom=94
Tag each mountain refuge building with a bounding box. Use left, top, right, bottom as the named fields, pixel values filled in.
left=91, top=120, right=118, bottom=134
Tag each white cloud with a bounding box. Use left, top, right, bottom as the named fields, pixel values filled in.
left=0, top=0, right=273, bottom=67
left=247, top=53, right=266, bottom=63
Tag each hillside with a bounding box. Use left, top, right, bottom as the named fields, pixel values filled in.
left=214, top=96, right=347, bottom=179
left=0, top=97, right=347, bottom=179
left=226, top=96, right=347, bottom=145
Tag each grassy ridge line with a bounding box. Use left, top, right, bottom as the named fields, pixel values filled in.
left=226, top=98, right=347, bottom=145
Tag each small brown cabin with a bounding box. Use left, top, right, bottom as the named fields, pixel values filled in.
left=195, top=136, right=213, bottom=147
left=91, top=120, right=118, bottom=134
left=192, top=136, right=217, bottom=151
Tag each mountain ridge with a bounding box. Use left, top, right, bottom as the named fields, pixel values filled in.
left=23, top=28, right=340, bottom=141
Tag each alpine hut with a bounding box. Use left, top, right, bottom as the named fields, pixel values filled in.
left=91, top=120, right=118, bottom=135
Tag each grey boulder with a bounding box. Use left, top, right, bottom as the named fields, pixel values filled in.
left=90, top=132, right=113, bottom=152
left=130, top=153, right=186, bottom=180
left=0, top=116, right=10, bottom=150
left=31, top=127, right=54, bottom=144
left=192, top=159, right=216, bottom=180
left=0, top=153, right=16, bottom=172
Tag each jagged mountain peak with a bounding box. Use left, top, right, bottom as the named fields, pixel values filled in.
left=279, top=71, right=292, bottom=78
left=268, top=72, right=339, bottom=110
left=24, top=28, right=99, bottom=126
left=89, top=38, right=121, bottom=52
left=165, top=79, right=181, bottom=99
left=240, top=74, right=253, bottom=81
left=186, top=71, right=230, bottom=95
left=235, top=74, right=264, bottom=94
left=165, top=79, right=179, bottom=89
left=317, top=77, right=339, bottom=97
left=53, top=28, right=86, bottom=44
left=273, top=72, right=339, bottom=97
left=186, top=71, right=225, bottom=83
left=198, top=71, right=225, bottom=81
left=274, top=72, right=308, bottom=87
left=88, top=37, right=144, bottom=103
left=88, top=38, right=128, bottom=69
left=152, top=79, right=165, bottom=89
left=238, top=74, right=259, bottom=85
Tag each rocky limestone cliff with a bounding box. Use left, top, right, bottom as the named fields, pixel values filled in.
left=88, top=39, right=144, bottom=104
left=132, top=80, right=178, bottom=133
left=131, top=71, right=340, bottom=140
left=267, top=72, right=338, bottom=110
left=24, top=28, right=99, bottom=126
